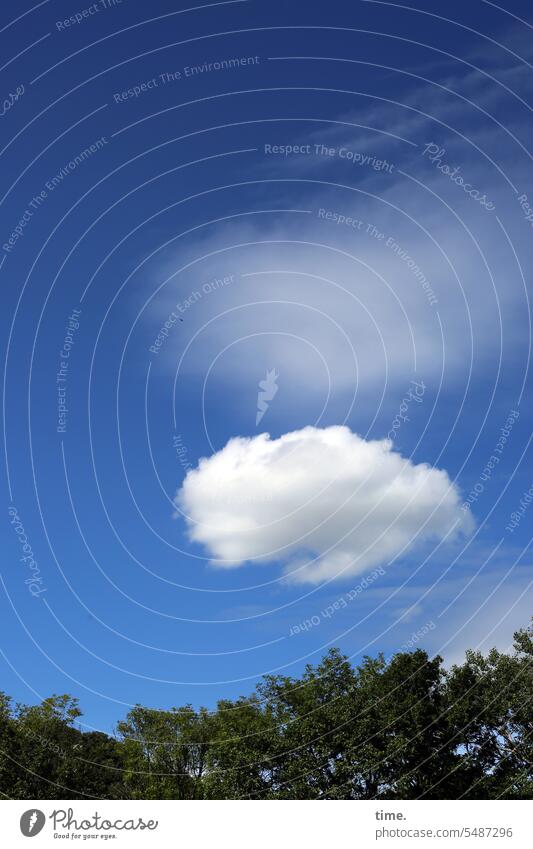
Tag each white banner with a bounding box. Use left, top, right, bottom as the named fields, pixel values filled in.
left=0, top=800, right=531, bottom=847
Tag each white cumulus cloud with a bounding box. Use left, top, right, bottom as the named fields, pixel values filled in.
left=175, top=425, right=473, bottom=584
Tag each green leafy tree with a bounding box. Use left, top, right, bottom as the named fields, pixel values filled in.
left=117, top=704, right=213, bottom=799
left=0, top=693, right=18, bottom=797
left=204, top=695, right=278, bottom=799
left=446, top=621, right=533, bottom=798
left=1, top=621, right=531, bottom=799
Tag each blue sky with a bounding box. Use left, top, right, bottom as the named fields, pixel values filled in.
left=1, top=0, right=532, bottom=733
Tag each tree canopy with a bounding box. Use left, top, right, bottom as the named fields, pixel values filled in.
left=1, top=622, right=531, bottom=799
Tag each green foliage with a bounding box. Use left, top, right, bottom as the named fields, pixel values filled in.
left=1, top=622, right=531, bottom=799
left=116, top=704, right=213, bottom=799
